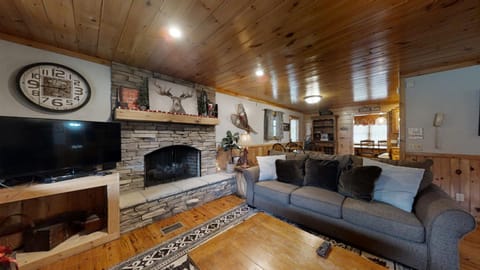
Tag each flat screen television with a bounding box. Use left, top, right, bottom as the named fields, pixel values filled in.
left=0, top=116, right=121, bottom=182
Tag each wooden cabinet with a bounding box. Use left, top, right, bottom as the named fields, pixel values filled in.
left=391, top=147, right=400, bottom=160
left=312, top=116, right=336, bottom=154
left=0, top=174, right=120, bottom=270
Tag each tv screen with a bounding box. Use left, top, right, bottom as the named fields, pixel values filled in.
left=0, top=116, right=121, bottom=179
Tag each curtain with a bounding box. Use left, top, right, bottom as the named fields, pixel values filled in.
left=264, top=109, right=284, bottom=140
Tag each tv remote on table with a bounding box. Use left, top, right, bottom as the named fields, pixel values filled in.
left=316, top=241, right=332, bottom=258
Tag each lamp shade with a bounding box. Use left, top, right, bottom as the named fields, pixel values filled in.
left=239, top=133, right=251, bottom=146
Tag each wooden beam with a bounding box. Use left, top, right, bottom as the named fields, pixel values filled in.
left=114, top=108, right=219, bottom=125
left=401, top=59, right=480, bottom=78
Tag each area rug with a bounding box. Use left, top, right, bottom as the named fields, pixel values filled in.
left=110, top=204, right=255, bottom=270
left=111, top=205, right=413, bottom=270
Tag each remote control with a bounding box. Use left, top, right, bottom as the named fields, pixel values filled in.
left=316, top=241, right=332, bottom=258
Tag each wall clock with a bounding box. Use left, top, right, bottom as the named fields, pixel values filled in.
left=16, top=62, right=91, bottom=112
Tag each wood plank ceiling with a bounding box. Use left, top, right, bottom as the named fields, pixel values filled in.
left=0, top=0, right=479, bottom=113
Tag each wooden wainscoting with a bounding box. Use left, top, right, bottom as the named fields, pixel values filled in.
left=405, top=152, right=480, bottom=218
left=216, top=144, right=289, bottom=170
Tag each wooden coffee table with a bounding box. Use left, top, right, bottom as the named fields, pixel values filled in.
left=189, top=212, right=385, bottom=269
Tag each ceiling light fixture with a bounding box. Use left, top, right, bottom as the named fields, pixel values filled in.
left=168, top=26, right=182, bottom=39
left=255, top=67, right=264, bottom=77
left=304, top=95, right=322, bottom=104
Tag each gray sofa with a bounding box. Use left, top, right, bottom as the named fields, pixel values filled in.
left=243, top=153, right=476, bottom=270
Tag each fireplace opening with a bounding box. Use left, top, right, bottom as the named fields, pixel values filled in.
left=144, top=145, right=201, bottom=187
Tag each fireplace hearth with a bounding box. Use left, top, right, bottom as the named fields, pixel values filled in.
left=145, top=145, right=201, bottom=187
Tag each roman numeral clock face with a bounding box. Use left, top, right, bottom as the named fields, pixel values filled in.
left=17, top=63, right=91, bottom=112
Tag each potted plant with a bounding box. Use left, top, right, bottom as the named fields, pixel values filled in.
left=221, top=130, right=241, bottom=173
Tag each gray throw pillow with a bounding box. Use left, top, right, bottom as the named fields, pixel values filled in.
left=338, top=166, right=382, bottom=201
left=275, top=159, right=305, bottom=186
left=304, top=158, right=340, bottom=191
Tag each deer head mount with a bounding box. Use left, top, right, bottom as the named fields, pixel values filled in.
left=154, top=81, right=193, bottom=114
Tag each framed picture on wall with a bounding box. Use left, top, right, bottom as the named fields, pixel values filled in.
left=148, top=78, right=198, bottom=115
left=320, top=133, right=329, bottom=141
left=118, top=87, right=139, bottom=109
left=283, top=123, right=290, bottom=131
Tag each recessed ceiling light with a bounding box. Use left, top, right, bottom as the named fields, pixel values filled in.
left=304, top=95, right=322, bottom=104
left=168, top=26, right=182, bottom=39
left=255, top=68, right=264, bottom=77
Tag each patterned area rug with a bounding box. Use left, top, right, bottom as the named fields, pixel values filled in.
left=110, top=204, right=254, bottom=270
left=111, top=205, right=413, bottom=270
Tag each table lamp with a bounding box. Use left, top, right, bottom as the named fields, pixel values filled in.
left=239, top=133, right=251, bottom=167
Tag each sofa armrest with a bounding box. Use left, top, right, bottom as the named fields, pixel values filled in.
left=243, top=166, right=260, bottom=205
left=414, top=184, right=476, bottom=270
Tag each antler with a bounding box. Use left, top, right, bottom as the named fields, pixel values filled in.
left=179, top=91, right=193, bottom=99
left=154, top=81, right=173, bottom=97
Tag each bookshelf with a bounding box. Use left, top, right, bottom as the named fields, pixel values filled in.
left=312, top=115, right=336, bottom=154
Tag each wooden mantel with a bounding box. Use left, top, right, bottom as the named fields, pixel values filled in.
left=114, top=108, right=219, bottom=125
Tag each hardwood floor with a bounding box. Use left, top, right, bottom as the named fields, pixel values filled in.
left=37, top=195, right=244, bottom=270
left=36, top=195, right=479, bottom=270
left=460, top=223, right=480, bottom=270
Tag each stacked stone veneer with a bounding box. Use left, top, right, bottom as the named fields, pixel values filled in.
left=111, top=62, right=237, bottom=233
left=111, top=62, right=217, bottom=192
left=117, top=121, right=217, bottom=191
left=119, top=174, right=236, bottom=233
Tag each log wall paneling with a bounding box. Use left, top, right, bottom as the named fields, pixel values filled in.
left=405, top=153, right=480, bottom=218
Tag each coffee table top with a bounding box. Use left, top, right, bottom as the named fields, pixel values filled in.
left=189, top=212, right=385, bottom=270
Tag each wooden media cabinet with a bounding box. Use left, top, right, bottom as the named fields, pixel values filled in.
left=0, top=173, right=120, bottom=270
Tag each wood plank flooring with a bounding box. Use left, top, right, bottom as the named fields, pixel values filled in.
left=37, top=195, right=244, bottom=270
left=36, top=195, right=480, bottom=270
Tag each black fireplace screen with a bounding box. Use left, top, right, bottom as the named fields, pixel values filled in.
left=144, top=145, right=201, bottom=187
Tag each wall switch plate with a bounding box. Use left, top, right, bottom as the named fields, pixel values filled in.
left=455, top=193, right=465, bottom=202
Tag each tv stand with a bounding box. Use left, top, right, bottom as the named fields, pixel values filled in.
left=0, top=173, right=120, bottom=270
left=42, top=170, right=92, bottom=183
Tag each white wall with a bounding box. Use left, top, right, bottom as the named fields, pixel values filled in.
left=215, top=92, right=304, bottom=145
left=0, top=40, right=111, bottom=121
left=404, top=65, right=480, bottom=155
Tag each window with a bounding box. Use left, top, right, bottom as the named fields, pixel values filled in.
left=353, top=115, right=387, bottom=143
left=290, top=117, right=299, bottom=142
left=264, top=109, right=284, bottom=140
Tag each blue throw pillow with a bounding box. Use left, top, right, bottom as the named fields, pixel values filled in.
left=363, top=158, right=425, bottom=212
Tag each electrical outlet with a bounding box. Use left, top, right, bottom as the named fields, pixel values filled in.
left=455, top=193, right=465, bottom=202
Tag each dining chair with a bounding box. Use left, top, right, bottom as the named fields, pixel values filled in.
left=358, top=140, right=376, bottom=157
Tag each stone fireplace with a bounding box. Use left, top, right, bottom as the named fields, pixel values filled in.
left=111, top=62, right=236, bottom=233
left=144, top=145, right=201, bottom=187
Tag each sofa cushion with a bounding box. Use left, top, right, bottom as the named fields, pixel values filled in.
left=254, top=180, right=299, bottom=204
left=307, top=152, right=356, bottom=171
left=276, top=159, right=305, bottom=186
left=372, top=158, right=434, bottom=191
left=270, top=150, right=308, bottom=161
left=257, top=155, right=286, bottom=181
left=290, top=186, right=345, bottom=218
left=364, top=158, right=424, bottom=212
left=338, top=166, right=382, bottom=201
left=343, top=197, right=425, bottom=243
left=304, top=159, right=339, bottom=191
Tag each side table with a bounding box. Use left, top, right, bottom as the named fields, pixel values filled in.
left=234, top=166, right=250, bottom=198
